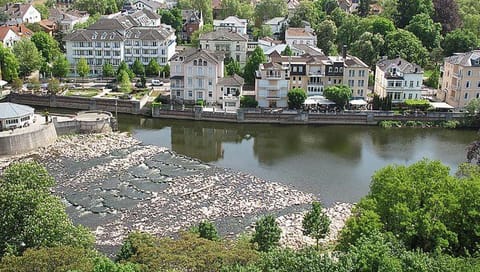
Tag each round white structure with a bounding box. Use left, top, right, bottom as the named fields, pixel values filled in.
left=0, top=102, right=35, bottom=131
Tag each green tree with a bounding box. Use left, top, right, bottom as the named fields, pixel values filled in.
left=191, top=24, right=213, bottom=47
left=433, top=0, right=461, bottom=34
left=73, top=13, right=101, bottom=30
left=395, top=0, right=434, bottom=28
left=336, top=15, right=367, bottom=50
left=179, top=0, right=213, bottom=25
left=350, top=32, right=385, bottom=68
left=31, top=31, right=61, bottom=64
left=145, top=59, right=161, bottom=77
left=287, top=87, right=307, bottom=109
left=425, top=67, right=440, bottom=89
left=302, top=201, right=331, bottom=249
left=405, top=13, right=442, bottom=50
left=12, top=39, right=42, bottom=78
left=323, top=85, right=352, bottom=109
left=289, top=0, right=324, bottom=28
left=34, top=4, right=49, bottom=20
left=118, top=70, right=131, bottom=93
left=76, top=57, right=90, bottom=82
left=0, top=43, right=19, bottom=82
left=442, top=29, right=479, bottom=57
left=243, top=46, right=266, bottom=85
left=251, top=215, right=281, bottom=252
left=0, top=162, right=94, bottom=257
left=281, top=45, right=292, bottom=56
left=131, top=59, right=145, bottom=76
left=157, top=8, right=182, bottom=35
left=254, top=0, right=288, bottom=26
left=198, top=221, right=220, bottom=241
left=321, top=0, right=339, bottom=14
left=385, top=29, right=429, bottom=66
left=252, top=25, right=272, bottom=40
left=366, top=16, right=396, bottom=37
left=240, top=96, right=258, bottom=108
left=357, top=0, right=371, bottom=17
left=316, top=19, right=337, bottom=55
left=11, top=78, right=23, bottom=91
left=47, top=78, right=61, bottom=95
left=102, top=62, right=115, bottom=78
left=162, top=64, right=170, bottom=78
left=226, top=60, right=241, bottom=76
left=220, top=0, right=254, bottom=22
left=116, top=61, right=134, bottom=81
left=52, top=55, right=69, bottom=80
left=74, top=0, right=118, bottom=15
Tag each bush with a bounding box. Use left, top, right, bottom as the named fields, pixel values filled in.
left=240, top=96, right=258, bottom=108
left=441, top=120, right=459, bottom=129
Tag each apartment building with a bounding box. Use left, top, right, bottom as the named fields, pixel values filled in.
left=440, top=50, right=480, bottom=108
left=213, top=16, right=248, bottom=35
left=170, top=48, right=244, bottom=109
left=64, top=10, right=176, bottom=76
left=374, top=57, right=423, bottom=103
left=255, top=62, right=290, bottom=108
left=199, top=30, right=248, bottom=66
left=285, top=26, right=317, bottom=46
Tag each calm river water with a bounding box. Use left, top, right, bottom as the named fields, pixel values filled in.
left=118, top=115, right=478, bottom=205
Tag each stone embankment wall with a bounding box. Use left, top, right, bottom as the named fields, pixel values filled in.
left=0, top=123, right=57, bottom=156
left=8, top=93, right=147, bottom=114
left=152, top=108, right=465, bottom=125
left=53, top=111, right=113, bottom=135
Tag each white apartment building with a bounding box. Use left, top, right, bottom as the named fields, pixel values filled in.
left=374, top=57, right=424, bottom=103
left=255, top=62, right=290, bottom=108
left=64, top=10, right=176, bottom=76
left=170, top=48, right=232, bottom=107
left=213, top=16, right=248, bottom=35
left=199, top=30, right=248, bottom=66
left=285, top=26, right=317, bottom=46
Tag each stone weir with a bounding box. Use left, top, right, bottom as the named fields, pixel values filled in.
left=0, top=133, right=353, bottom=254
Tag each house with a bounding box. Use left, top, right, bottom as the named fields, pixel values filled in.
left=0, top=24, right=33, bottom=48
left=439, top=50, right=480, bottom=108
left=213, top=16, right=248, bottom=35
left=255, top=61, right=290, bottom=108
left=212, top=0, right=223, bottom=19
left=199, top=29, right=248, bottom=66
left=181, top=9, right=202, bottom=42
left=286, top=0, right=300, bottom=15
left=49, top=8, right=89, bottom=32
left=64, top=9, right=176, bottom=76
left=374, top=57, right=424, bottom=103
left=218, top=74, right=244, bottom=111
left=337, top=0, right=360, bottom=13
left=264, top=17, right=288, bottom=39
left=38, top=19, right=57, bottom=36
left=1, top=3, right=41, bottom=24
left=131, top=0, right=164, bottom=12
left=285, top=26, right=316, bottom=46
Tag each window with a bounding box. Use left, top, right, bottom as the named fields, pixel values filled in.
left=197, top=92, right=203, bottom=99
left=197, top=79, right=203, bottom=88
left=477, top=93, right=479, bottom=99
left=188, top=90, right=193, bottom=97
left=299, top=66, right=303, bottom=73
left=410, top=81, right=414, bottom=88
left=468, top=70, right=472, bottom=76
left=187, top=78, right=192, bottom=87
left=348, top=80, right=354, bottom=87
left=465, top=93, right=468, bottom=99
left=394, top=92, right=401, bottom=100
left=328, top=67, right=332, bottom=72
left=358, top=80, right=364, bottom=87
left=466, top=81, right=471, bottom=88
left=408, top=93, right=412, bottom=99
left=208, top=91, right=212, bottom=97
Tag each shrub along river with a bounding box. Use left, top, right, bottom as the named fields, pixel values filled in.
left=118, top=115, right=479, bottom=205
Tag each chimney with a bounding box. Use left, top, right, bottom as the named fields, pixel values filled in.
left=342, top=45, right=347, bottom=60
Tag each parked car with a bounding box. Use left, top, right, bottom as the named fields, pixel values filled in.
left=151, top=79, right=163, bottom=86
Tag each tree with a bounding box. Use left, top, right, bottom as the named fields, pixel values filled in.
left=73, top=13, right=100, bottom=30
left=12, top=39, right=42, bottom=78
left=322, top=0, right=339, bottom=15
left=254, top=0, right=288, bottom=26
left=118, top=70, right=131, bottom=93
left=131, top=59, right=145, bottom=76
left=157, top=8, right=182, bottom=36
left=433, top=0, right=461, bottom=34
left=395, top=0, right=434, bottom=28
left=350, top=32, right=385, bottom=68
left=76, top=57, right=90, bottom=82
left=405, top=13, right=442, bottom=50
left=0, top=162, right=94, bottom=257
left=162, top=64, right=170, bottom=78
left=336, top=15, right=366, bottom=50
left=289, top=0, right=324, bottom=28
left=74, top=0, right=118, bottom=15
left=252, top=25, right=272, bottom=40
left=357, top=0, right=371, bottom=17
left=323, top=85, right=352, bottom=109
left=47, top=78, right=61, bottom=94
left=243, top=46, right=266, bottom=85
left=31, top=31, right=61, bottom=64
left=287, top=88, right=307, bottom=109
left=442, top=29, right=479, bottom=57
left=226, top=60, right=241, bottom=76
left=34, top=4, right=49, bottom=20
left=197, top=221, right=220, bottom=241
left=425, top=67, right=440, bottom=89
left=190, top=24, right=213, bottom=47
left=281, top=45, right=292, bottom=56
left=302, top=202, right=331, bottom=249
left=316, top=19, right=337, bottom=55
left=240, top=96, right=258, bottom=108
left=52, top=55, right=69, bottom=80
left=251, top=215, right=281, bottom=252
left=366, top=16, right=396, bottom=37
left=220, top=0, right=254, bottom=22
left=0, top=11, right=9, bottom=24
left=0, top=43, right=18, bottom=82
left=145, top=59, right=161, bottom=77
left=11, top=78, right=23, bottom=91
left=116, top=61, right=134, bottom=81
left=178, top=0, right=213, bottom=25
left=102, top=62, right=115, bottom=78
left=385, top=29, right=429, bottom=67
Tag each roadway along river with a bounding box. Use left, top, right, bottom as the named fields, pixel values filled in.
left=118, top=115, right=479, bottom=205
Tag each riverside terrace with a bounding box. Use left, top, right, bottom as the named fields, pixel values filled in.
left=151, top=107, right=465, bottom=125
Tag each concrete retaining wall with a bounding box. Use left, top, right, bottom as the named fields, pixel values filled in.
left=8, top=93, right=144, bottom=114
left=0, top=123, right=57, bottom=156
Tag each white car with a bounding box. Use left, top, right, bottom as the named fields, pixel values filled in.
left=151, top=80, right=163, bottom=86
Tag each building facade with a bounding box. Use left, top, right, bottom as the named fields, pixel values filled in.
left=199, top=30, right=248, bottom=66
left=255, top=62, right=290, bottom=108
left=49, top=8, right=90, bottom=33
left=1, top=3, right=41, bottom=24
left=285, top=26, right=317, bottom=46
left=374, top=57, right=423, bottom=103
left=64, top=10, right=176, bottom=76
left=181, top=9, right=202, bottom=42
left=0, top=102, right=34, bottom=131
left=213, top=16, right=248, bottom=35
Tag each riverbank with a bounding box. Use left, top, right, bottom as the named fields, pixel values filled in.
left=0, top=132, right=353, bottom=253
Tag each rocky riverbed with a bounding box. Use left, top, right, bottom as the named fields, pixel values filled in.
left=0, top=133, right=353, bottom=252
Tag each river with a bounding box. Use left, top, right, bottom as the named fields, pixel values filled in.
left=118, top=115, right=478, bottom=205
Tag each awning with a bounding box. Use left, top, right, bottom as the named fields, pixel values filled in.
left=305, top=95, right=335, bottom=105
left=349, top=99, right=368, bottom=105
left=430, top=102, right=454, bottom=109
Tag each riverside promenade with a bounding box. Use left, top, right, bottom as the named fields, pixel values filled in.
left=152, top=106, right=465, bottom=125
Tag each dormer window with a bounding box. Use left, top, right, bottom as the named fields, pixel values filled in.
left=92, top=32, right=98, bottom=39
left=194, top=60, right=197, bottom=66
left=101, top=32, right=107, bottom=39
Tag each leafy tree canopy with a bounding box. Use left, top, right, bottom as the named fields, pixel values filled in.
left=442, top=29, right=479, bottom=57
left=251, top=215, right=281, bottom=252
left=323, top=85, right=352, bottom=109
left=287, top=87, right=307, bottom=109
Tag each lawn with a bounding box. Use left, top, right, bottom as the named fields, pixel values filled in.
left=133, top=89, right=149, bottom=100
left=65, top=89, right=101, bottom=98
